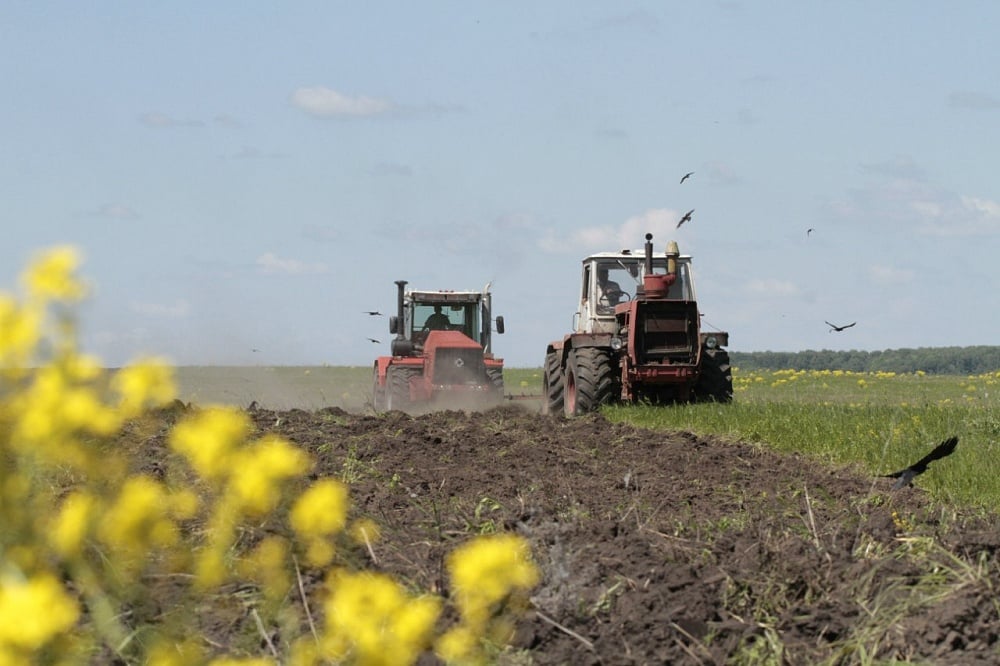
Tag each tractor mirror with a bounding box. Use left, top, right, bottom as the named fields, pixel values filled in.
left=495, top=316, right=505, bottom=334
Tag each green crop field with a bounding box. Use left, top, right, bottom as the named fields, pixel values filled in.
left=605, top=368, right=1000, bottom=509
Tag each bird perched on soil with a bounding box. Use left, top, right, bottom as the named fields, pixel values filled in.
left=676, top=209, right=694, bottom=228
left=825, top=320, right=856, bottom=332
left=882, top=436, right=958, bottom=489
left=680, top=171, right=694, bottom=184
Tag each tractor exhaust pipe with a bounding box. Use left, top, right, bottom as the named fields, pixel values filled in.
left=393, top=280, right=407, bottom=339
left=644, top=233, right=654, bottom=276
left=641, top=232, right=677, bottom=298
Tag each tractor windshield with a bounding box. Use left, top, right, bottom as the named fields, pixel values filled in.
left=413, top=301, right=482, bottom=342
left=593, top=257, right=694, bottom=311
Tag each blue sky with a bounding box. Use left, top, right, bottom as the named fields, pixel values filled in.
left=2, top=2, right=998, bottom=368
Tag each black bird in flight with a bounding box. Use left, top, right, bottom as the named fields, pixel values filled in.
left=882, top=436, right=958, bottom=489
left=680, top=171, right=694, bottom=184
left=825, top=320, right=856, bottom=332
left=807, top=228, right=814, bottom=236
left=364, top=311, right=383, bottom=316
left=366, top=337, right=381, bottom=344
left=676, top=209, right=695, bottom=229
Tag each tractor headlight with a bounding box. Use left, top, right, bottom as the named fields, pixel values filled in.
left=610, top=336, right=624, bottom=351
left=705, top=335, right=718, bottom=349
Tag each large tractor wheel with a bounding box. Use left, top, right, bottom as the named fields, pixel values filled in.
left=694, top=348, right=734, bottom=403
left=542, top=351, right=564, bottom=415
left=386, top=366, right=416, bottom=411
left=372, top=364, right=387, bottom=412
left=563, top=348, right=615, bottom=417
left=486, top=367, right=505, bottom=405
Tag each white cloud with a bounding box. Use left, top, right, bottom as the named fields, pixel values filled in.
left=130, top=299, right=190, bottom=318
left=290, top=86, right=392, bottom=117
left=834, top=175, right=1000, bottom=237
left=539, top=208, right=683, bottom=254
left=256, top=252, right=328, bottom=275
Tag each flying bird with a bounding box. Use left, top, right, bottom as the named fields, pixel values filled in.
left=807, top=228, right=814, bottom=236
left=366, top=337, right=381, bottom=344
left=364, top=311, right=383, bottom=316
left=680, top=171, right=694, bottom=184
left=676, top=209, right=694, bottom=229
left=882, top=436, right=958, bottom=489
left=825, top=320, right=856, bottom=332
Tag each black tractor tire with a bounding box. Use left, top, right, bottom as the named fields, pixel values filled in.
left=372, top=364, right=387, bottom=412
left=542, top=351, right=564, bottom=415
left=386, top=366, right=416, bottom=411
left=694, top=348, right=734, bottom=403
left=486, top=367, right=505, bottom=404
left=563, top=348, right=615, bottom=417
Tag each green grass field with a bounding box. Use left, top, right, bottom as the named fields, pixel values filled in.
left=606, top=368, right=1000, bottom=510
left=174, top=365, right=999, bottom=508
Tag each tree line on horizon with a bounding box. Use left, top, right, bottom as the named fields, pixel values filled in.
left=728, top=346, right=1000, bottom=375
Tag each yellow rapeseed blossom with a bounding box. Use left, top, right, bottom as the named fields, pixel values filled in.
left=446, top=534, right=539, bottom=627
left=20, top=245, right=86, bottom=302
left=98, top=476, right=185, bottom=560
left=290, top=479, right=349, bottom=538
left=227, top=435, right=309, bottom=517
left=0, top=294, right=40, bottom=368
left=113, top=358, right=177, bottom=416
left=50, top=490, right=97, bottom=558
left=0, top=573, right=79, bottom=650
left=238, top=536, right=291, bottom=603
left=169, top=407, right=250, bottom=480
left=290, top=479, right=350, bottom=567
left=322, top=570, right=441, bottom=666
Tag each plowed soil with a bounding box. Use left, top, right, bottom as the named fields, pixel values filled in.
left=218, top=404, right=1000, bottom=665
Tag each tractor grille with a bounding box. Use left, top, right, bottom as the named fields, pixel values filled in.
left=433, top=348, right=487, bottom=385
left=637, top=301, right=699, bottom=364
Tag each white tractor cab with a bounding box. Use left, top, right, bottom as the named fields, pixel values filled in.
left=575, top=241, right=694, bottom=335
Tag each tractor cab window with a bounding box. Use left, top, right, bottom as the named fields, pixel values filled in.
left=595, top=260, right=639, bottom=315
left=413, top=302, right=481, bottom=342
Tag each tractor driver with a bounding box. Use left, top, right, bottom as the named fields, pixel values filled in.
left=597, top=267, right=624, bottom=311
left=423, top=305, right=451, bottom=331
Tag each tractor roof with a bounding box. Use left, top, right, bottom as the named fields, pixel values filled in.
left=407, top=289, right=486, bottom=303
left=583, top=249, right=692, bottom=262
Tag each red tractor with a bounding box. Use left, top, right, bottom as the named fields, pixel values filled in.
left=544, top=233, right=733, bottom=416
left=372, top=280, right=505, bottom=412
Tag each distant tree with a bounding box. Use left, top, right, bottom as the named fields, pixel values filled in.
left=729, top=346, right=1000, bottom=374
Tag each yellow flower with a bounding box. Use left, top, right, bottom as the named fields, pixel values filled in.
left=290, top=479, right=350, bottom=567
left=98, top=476, right=183, bottom=557
left=113, top=358, right=177, bottom=416
left=226, top=435, right=309, bottom=516
left=50, top=491, right=97, bottom=558
left=238, top=537, right=291, bottom=603
left=169, top=407, right=250, bottom=480
left=0, top=294, right=40, bottom=367
left=322, top=571, right=441, bottom=666
left=446, top=534, right=539, bottom=626
left=21, top=245, right=86, bottom=302
left=290, top=479, right=349, bottom=539
left=0, top=574, right=79, bottom=650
